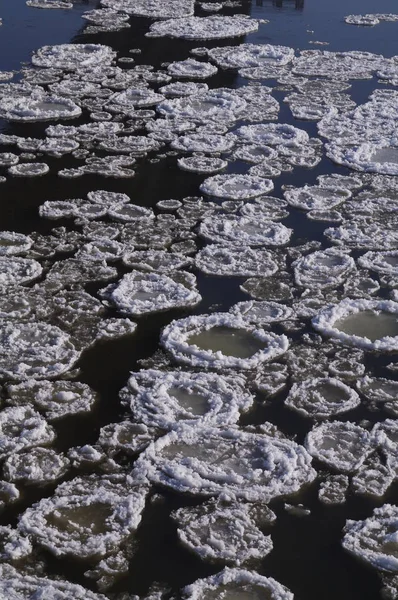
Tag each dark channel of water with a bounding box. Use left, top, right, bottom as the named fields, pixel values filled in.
left=1, top=0, right=398, bottom=598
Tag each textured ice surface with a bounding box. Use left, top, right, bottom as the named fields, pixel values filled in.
left=313, top=299, right=398, bottom=351
left=123, top=250, right=191, bottom=272
left=343, top=505, right=398, bottom=573
left=195, top=245, right=279, bottom=277
left=345, top=14, right=398, bottom=26
left=207, top=43, right=294, bottom=69
left=172, top=133, right=235, bottom=154
left=359, top=251, right=398, bottom=276
left=32, top=43, right=115, bottom=68
left=167, top=59, right=218, bottom=80
left=161, top=312, right=289, bottom=369
left=235, top=123, right=309, bottom=147
left=9, top=162, right=50, bottom=176
left=0, top=232, right=32, bottom=256
left=133, top=426, right=315, bottom=501
left=101, top=0, right=194, bottom=19
left=351, top=456, right=394, bottom=498
left=200, top=174, right=273, bottom=200
left=178, top=156, right=228, bottom=173
left=284, top=185, right=351, bottom=211
left=0, top=93, right=81, bottom=122
left=147, top=15, right=259, bottom=40
left=305, top=421, right=372, bottom=472
left=182, top=568, right=293, bottom=600
left=172, top=499, right=273, bottom=565
left=285, top=378, right=360, bottom=419
left=3, top=448, right=69, bottom=485
left=199, top=215, right=291, bottom=247
left=318, top=475, right=349, bottom=505
left=294, top=248, right=355, bottom=289
left=157, top=89, right=246, bottom=123
left=101, top=271, right=201, bottom=316
left=230, top=301, right=293, bottom=325
left=27, top=0, right=73, bottom=7
left=121, top=370, right=254, bottom=429
left=0, top=406, right=55, bottom=458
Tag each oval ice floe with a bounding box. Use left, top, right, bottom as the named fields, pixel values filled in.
left=167, top=58, right=218, bottom=80
left=319, top=475, right=349, bottom=505
left=3, top=448, right=69, bottom=485
left=313, top=298, right=398, bottom=351
left=8, top=162, right=50, bottom=177
left=172, top=133, right=235, bottom=154
left=0, top=256, right=42, bottom=286
left=177, top=155, right=228, bottom=173
left=285, top=378, right=360, bottom=419
left=195, top=245, right=279, bottom=277
left=101, top=0, right=194, bottom=19
left=199, top=215, right=291, bottom=246
left=133, top=426, right=315, bottom=501
left=146, top=15, right=259, bottom=40
left=283, top=185, right=351, bottom=211
left=293, top=248, right=355, bottom=289
left=207, top=43, right=294, bottom=69
left=0, top=93, right=81, bottom=122
left=161, top=312, right=289, bottom=369
left=31, top=43, right=116, bottom=69
left=230, top=300, right=293, bottom=325
left=123, top=250, right=191, bottom=272
left=0, top=406, right=55, bottom=459
left=0, top=232, right=32, bottom=256
left=121, top=369, right=254, bottom=429
left=358, top=251, right=398, bottom=276
left=157, top=89, right=246, bottom=123
left=200, top=174, right=273, bottom=200
left=110, top=87, right=164, bottom=110
left=235, top=123, right=309, bottom=146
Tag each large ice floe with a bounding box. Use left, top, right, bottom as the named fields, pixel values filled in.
left=172, top=499, right=274, bottom=565
left=199, top=215, right=291, bottom=247
left=312, top=299, right=398, bottom=351
left=195, top=245, right=279, bottom=277
left=343, top=505, right=398, bottom=573
left=31, top=43, right=116, bottom=69
left=182, top=568, right=293, bottom=600
left=133, top=426, right=315, bottom=501
left=19, top=475, right=149, bottom=559
left=101, top=0, right=194, bottom=19
left=284, top=378, right=360, bottom=419
left=146, top=15, right=259, bottom=40
left=120, top=370, right=254, bottom=429
left=161, top=313, right=289, bottom=369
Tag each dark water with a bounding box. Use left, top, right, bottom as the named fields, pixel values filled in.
left=1, top=0, right=398, bottom=598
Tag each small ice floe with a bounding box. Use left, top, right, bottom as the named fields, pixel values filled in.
left=19, top=475, right=149, bottom=560
left=161, top=312, right=289, bottom=369
left=318, top=173, right=363, bottom=190
left=200, top=174, right=273, bottom=200
left=372, top=420, right=398, bottom=475
left=76, top=239, right=125, bottom=263
left=351, top=456, right=394, bottom=498
left=0, top=406, right=55, bottom=458
left=100, top=271, right=201, bottom=316
left=0, top=482, right=20, bottom=513
left=3, top=448, right=69, bottom=485
left=195, top=245, right=279, bottom=277
left=32, top=43, right=116, bottom=69
left=27, top=0, right=73, bottom=8
left=318, top=475, right=349, bottom=505
left=0, top=526, right=32, bottom=560
left=235, top=122, right=309, bottom=147
left=109, top=87, right=164, bottom=111
left=328, top=142, right=398, bottom=176
left=133, top=426, right=315, bottom=501
left=123, top=250, right=191, bottom=272
left=313, top=299, right=398, bottom=351
left=7, top=379, right=98, bottom=421
left=44, top=258, right=117, bottom=290
left=99, top=136, right=161, bottom=155
left=121, top=370, right=254, bottom=429
left=305, top=421, right=373, bottom=472
left=199, top=215, right=291, bottom=247
left=283, top=185, right=351, bottom=211
left=167, top=59, right=218, bottom=79
left=0, top=232, right=32, bottom=256
left=159, top=81, right=209, bottom=97
left=293, top=49, right=387, bottom=80
left=172, top=132, right=235, bottom=154
left=178, top=155, right=228, bottom=173
left=101, top=0, right=194, bottom=19
left=146, top=15, right=259, bottom=40
left=343, top=504, right=398, bottom=573
left=207, top=43, right=294, bottom=69
left=8, top=162, right=49, bottom=177
left=157, top=88, right=246, bottom=123
left=357, top=376, right=398, bottom=417
left=241, top=276, right=293, bottom=302
left=98, top=422, right=155, bottom=456
left=239, top=198, right=289, bottom=221
left=0, top=93, right=81, bottom=122
left=230, top=300, right=293, bottom=325
left=325, top=219, right=398, bottom=250
left=0, top=153, right=19, bottom=167
left=345, top=14, right=398, bottom=26
left=285, top=378, right=360, bottom=419
left=172, top=498, right=273, bottom=565
left=359, top=251, right=398, bottom=277
left=293, top=248, right=355, bottom=289
left=232, top=144, right=278, bottom=164
left=182, top=568, right=292, bottom=600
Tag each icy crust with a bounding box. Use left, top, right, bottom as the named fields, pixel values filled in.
left=182, top=568, right=293, bottom=600
left=230, top=301, right=293, bottom=325
left=0, top=93, right=81, bottom=122
left=0, top=406, right=55, bottom=459
left=0, top=257, right=42, bottom=286
left=133, top=427, right=315, bottom=501
left=358, top=251, right=398, bottom=276
left=147, top=15, right=259, bottom=40
left=157, top=89, right=246, bottom=123
left=343, top=505, right=398, bottom=573
left=0, top=564, right=106, bottom=599
left=199, top=216, right=291, bottom=247
left=305, top=421, right=372, bottom=472
left=207, top=43, right=294, bottom=70
left=312, top=299, right=398, bottom=351
left=0, top=320, right=80, bottom=380
left=100, top=271, right=201, bottom=316
left=32, top=43, right=116, bottom=69
left=235, top=123, right=309, bottom=147
left=161, top=313, right=289, bottom=369
left=7, top=380, right=98, bottom=421
left=121, top=370, right=254, bottom=429
left=167, top=59, right=218, bottom=80
left=19, top=476, right=149, bottom=560
left=293, top=248, right=355, bottom=289
left=200, top=174, right=273, bottom=200
left=3, top=448, right=69, bottom=485
left=284, top=378, right=360, bottom=419
left=195, top=245, right=279, bottom=277
left=345, top=14, right=398, bottom=26
left=172, top=499, right=272, bottom=565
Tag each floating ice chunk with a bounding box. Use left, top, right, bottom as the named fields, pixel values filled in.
left=232, top=144, right=277, bottom=164
left=108, top=204, right=155, bottom=223
left=101, top=0, right=194, bottom=19
left=32, top=43, right=116, bottom=69
left=293, top=49, right=387, bottom=80
left=110, top=87, right=164, bottom=110
left=0, top=526, right=31, bottom=560
left=101, top=271, right=201, bottom=316
left=207, top=43, right=294, bottom=69
left=343, top=504, right=398, bottom=573
left=45, top=258, right=117, bottom=290
left=121, top=370, right=253, bottom=429
left=328, top=142, right=398, bottom=176
left=0, top=406, right=55, bottom=458
left=359, top=251, right=398, bottom=276
left=99, top=136, right=160, bottom=154
left=19, top=475, right=148, bottom=560
left=157, top=89, right=246, bottom=123
left=27, top=0, right=73, bottom=7
left=285, top=378, right=360, bottom=419
left=351, top=457, right=394, bottom=498
left=325, top=219, right=398, bottom=250
left=172, top=133, right=235, bottom=154
left=0, top=256, right=42, bottom=286
left=161, top=312, right=289, bottom=369
left=167, top=59, right=218, bottom=80
left=0, top=232, right=32, bottom=256
left=8, top=162, right=49, bottom=177
left=178, top=155, right=228, bottom=173
left=313, top=299, right=398, bottom=351
left=200, top=174, right=273, bottom=200
left=230, top=300, right=292, bottom=325
left=123, top=250, right=191, bottom=272
left=235, top=123, right=309, bottom=147
left=87, top=190, right=130, bottom=206
left=318, top=475, right=349, bottom=505
left=7, top=379, right=98, bottom=421
left=134, top=426, right=315, bottom=501
left=294, top=248, right=355, bottom=289
left=317, top=173, right=363, bottom=190
left=284, top=185, right=351, bottom=211
left=195, top=245, right=278, bottom=277
left=76, top=239, right=124, bottom=262
left=3, top=448, right=69, bottom=485
left=241, top=277, right=293, bottom=302
left=159, top=81, right=209, bottom=98
left=0, top=93, right=81, bottom=122
left=344, top=14, right=388, bottom=26
left=0, top=153, right=19, bottom=167
left=199, top=215, right=291, bottom=247
left=147, top=15, right=259, bottom=40
left=0, top=481, right=20, bottom=513
left=372, top=420, right=398, bottom=475
left=98, top=422, right=154, bottom=456
left=173, top=499, right=272, bottom=565
left=305, top=421, right=372, bottom=472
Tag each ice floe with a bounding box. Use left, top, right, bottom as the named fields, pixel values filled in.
left=101, top=0, right=194, bottom=19
left=0, top=406, right=55, bottom=458
left=207, top=43, right=294, bottom=70
left=177, top=155, right=228, bottom=173
left=200, top=174, right=273, bottom=200
left=230, top=300, right=293, bottom=325
left=345, top=14, right=398, bottom=26
left=8, top=163, right=50, bottom=177
left=167, top=59, right=218, bottom=80
left=283, top=185, right=351, bottom=211
left=318, top=475, right=349, bottom=505
left=147, top=15, right=259, bottom=40
left=3, top=448, right=69, bottom=485
left=157, top=89, right=247, bottom=124
left=0, top=93, right=81, bottom=122
left=199, top=215, right=291, bottom=247
left=285, top=378, right=360, bottom=419
left=32, top=43, right=116, bottom=69
left=293, top=248, right=355, bottom=289
left=195, top=245, right=279, bottom=277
